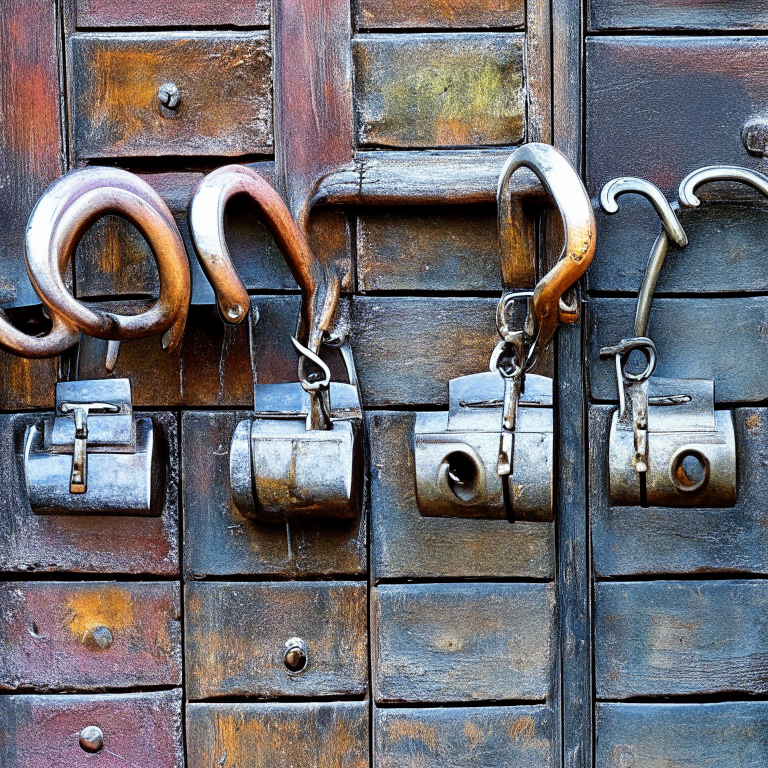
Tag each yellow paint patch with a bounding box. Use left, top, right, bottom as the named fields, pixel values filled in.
left=65, top=586, right=134, bottom=640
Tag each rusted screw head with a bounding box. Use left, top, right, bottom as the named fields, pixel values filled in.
left=158, top=82, right=181, bottom=110
left=83, top=625, right=113, bottom=650
left=79, top=725, right=104, bottom=753
left=283, top=637, right=308, bottom=673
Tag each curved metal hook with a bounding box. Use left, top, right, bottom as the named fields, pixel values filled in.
left=498, top=143, right=596, bottom=352
left=680, top=165, right=768, bottom=208
left=26, top=167, right=191, bottom=354
left=189, top=165, right=335, bottom=362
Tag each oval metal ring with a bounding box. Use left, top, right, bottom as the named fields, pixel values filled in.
left=497, top=143, right=596, bottom=352
left=26, top=167, right=191, bottom=353
left=0, top=305, right=79, bottom=359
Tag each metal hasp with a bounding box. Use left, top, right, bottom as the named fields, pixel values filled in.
left=414, top=143, right=596, bottom=522
left=15, top=166, right=190, bottom=516
left=598, top=169, right=763, bottom=507
left=189, top=165, right=363, bottom=522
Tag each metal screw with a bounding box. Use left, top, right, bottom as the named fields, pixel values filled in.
left=158, top=82, right=181, bottom=110
left=83, top=625, right=113, bottom=650
left=283, top=637, right=308, bottom=673
left=226, top=304, right=243, bottom=321
left=79, top=725, right=104, bottom=753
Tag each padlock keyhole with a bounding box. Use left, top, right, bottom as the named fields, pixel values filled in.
left=670, top=448, right=710, bottom=493
left=445, top=451, right=479, bottom=502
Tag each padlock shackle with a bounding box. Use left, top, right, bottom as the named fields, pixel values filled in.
left=497, top=143, right=596, bottom=352
left=189, top=165, right=335, bottom=360
left=23, top=167, right=191, bottom=355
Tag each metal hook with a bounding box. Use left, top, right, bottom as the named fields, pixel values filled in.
left=679, top=166, right=768, bottom=208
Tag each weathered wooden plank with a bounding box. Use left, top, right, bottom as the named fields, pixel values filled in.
left=354, top=34, right=526, bottom=149
left=374, top=705, right=554, bottom=768
left=357, top=205, right=500, bottom=292
left=587, top=297, right=768, bottom=403
left=69, top=33, right=272, bottom=159
left=352, top=297, right=553, bottom=406
left=0, top=412, right=179, bottom=575
left=181, top=411, right=366, bottom=579
left=596, top=702, right=768, bottom=768
left=591, top=407, right=768, bottom=577
left=586, top=37, right=768, bottom=292
left=595, top=580, right=768, bottom=699
left=0, top=582, right=181, bottom=692
left=372, top=583, right=555, bottom=703
left=355, top=0, right=523, bottom=30
left=368, top=412, right=554, bottom=581
left=185, top=582, right=367, bottom=700
left=0, top=0, right=63, bottom=309
left=74, top=0, right=269, bottom=28
left=527, top=0, right=552, bottom=145
left=0, top=690, right=183, bottom=768
left=186, top=702, right=368, bottom=768
left=590, top=0, right=768, bottom=31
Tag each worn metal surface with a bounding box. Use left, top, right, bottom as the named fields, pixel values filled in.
left=184, top=582, right=367, bottom=700
left=72, top=0, right=269, bottom=27
left=0, top=690, right=183, bottom=768
left=0, top=581, right=181, bottom=691
left=372, top=583, right=555, bottom=703
left=69, top=33, right=272, bottom=158
left=589, top=0, right=768, bottom=30
left=356, top=0, right=524, bottom=30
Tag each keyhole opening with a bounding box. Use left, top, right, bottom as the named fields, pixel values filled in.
left=669, top=448, right=710, bottom=493
left=444, top=451, right=479, bottom=502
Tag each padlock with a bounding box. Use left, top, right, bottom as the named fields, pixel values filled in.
left=189, top=165, right=363, bottom=522
left=1, top=167, right=190, bottom=515
left=413, top=143, right=596, bottom=522
left=598, top=168, right=767, bottom=507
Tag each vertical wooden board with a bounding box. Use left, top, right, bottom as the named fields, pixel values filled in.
left=595, top=580, right=768, bottom=699
left=186, top=702, right=369, bottom=768
left=0, top=690, right=183, bottom=768
left=372, top=583, right=555, bottom=703
left=368, top=412, right=554, bottom=581
left=182, top=411, right=366, bottom=578
left=590, top=0, right=768, bottom=31
left=0, top=0, right=63, bottom=309
left=185, top=582, right=367, bottom=700
left=355, top=0, right=524, bottom=30
left=586, top=37, right=768, bottom=291
left=356, top=205, right=501, bottom=292
left=69, top=33, right=273, bottom=159
left=0, top=412, right=179, bottom=575
left=590, top=406, right=768, bottom=577
left=0, top=345, right=57, bottom=410
left=587, top=297, right=768, bottom=404
left=596, top=702, right=768, bottom=768
left=354, top=34, right=526, bottom=149
left=374, top=705, right=554, bottom=768
left=74, top=0, right=269, bottom=28
left=351, top=297, right=553, bottom=406
left=0, top=582, right=181, bottom=691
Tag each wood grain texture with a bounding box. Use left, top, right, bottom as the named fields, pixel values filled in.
left=0, top=412, right=179, bottom=575
left=69, top=33, right=272, bottom=159
left=596, top=702, right=768, bottom=768
left=526, top=0, right=552, bottom=144
left=586, top=37, right=768, bottom=291
left=0, top=337, right=57, bottom=410
left=368, top=412, right=554, bottom=581
left=74, top=0, right=269, bottom=28
left=354, top=34, right=526, bottom=149
left=0, top=0, right=63, bottom=309
left=355, top=0, right=523, bottom=30
left=186, top=702, right=368, bottom=768
left=590, top=0, right=768, bottom=31
left=587, top=297, right=768, bottom=403
left=590, top=406, right=768, bottom=577
left=595, top=580, right=768, bottom=699
left=182, top=411, right=366, bottom=579
left=374, top=705, right=554, bottom=768
left=372, top=583, right=555, bottom=703
left=0, top=582, right=181, bottom=692
left=0, top=690, right=183, bottom=768
left=185, top=582, right=367, bottom=700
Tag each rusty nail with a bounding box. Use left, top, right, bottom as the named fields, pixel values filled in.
left=83, top=625, right=113, bottom=650
left=79, top=725, right=104, bottom=753
left=283, top=637, right=308, bottom=673
left=158, top=82, right=181, bottom=110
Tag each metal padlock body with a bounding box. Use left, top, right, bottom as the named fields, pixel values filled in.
left=609, top=377, right=736, bottom=507
left=23, top=379, right=162, bottom=516
left=414, top=371, right=553, bottom=521
left=230, top=381, right=363, bottom=522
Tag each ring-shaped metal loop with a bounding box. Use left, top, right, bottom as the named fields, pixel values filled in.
left=496, top=290, right=534, bottom=341
left=497, top=143, right=596, bottom=352
left=620, top=339, right=657, bottom=383
left=25, top=167, right=190, bottom=353
left=0, top=305, right=79, bottom=359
